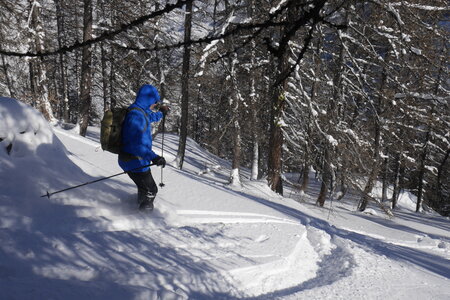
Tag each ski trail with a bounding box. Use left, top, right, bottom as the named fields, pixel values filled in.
left=54, top=127, right=100, bottom=149
left=176, top=210, right=300, bottom=225
left=229, top=230, right=318, bottom=296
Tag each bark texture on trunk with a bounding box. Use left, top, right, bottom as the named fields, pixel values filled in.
left=176, top=0, right=193, bottom=169
left=79, top=0, right=93, bottom=137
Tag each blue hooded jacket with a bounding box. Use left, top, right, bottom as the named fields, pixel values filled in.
left=118, top=85, right=163, bottom=172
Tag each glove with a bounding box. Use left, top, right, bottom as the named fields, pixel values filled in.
left=159, top=105, right=170, bottom=117
left=152, top=156, right=166, bottom=168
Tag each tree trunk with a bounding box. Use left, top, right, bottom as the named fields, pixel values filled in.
left=437, top=149, right=449, bottom=193
left=29, top=61, right=35, bottom=106
left=267, top=81, right=286, bottom=194
left=154, top=2, right=166, bottom=103
left=267, top=1, right=312, bottom=195
left=230, top=92, right=242, bottom=185
left=381, top=157, right=389, bottom=202
left=267, top=38, right=292, bottom=194
left=230, top=122, right=242, bottom=186
left=318, top=21, right=346, bottom=206
left=109, top=2, right=116, bottom=109
left=28, top=0, right=54, bottom=121
left=416, top=131, right=430, bottom=212
left=249, top=0, right=258, bottom=181
left=224, top=0, right=242, bottom=186
left=109, top=48, right=116, bottom=109
left=336, top=170, right=348, bottom=201
left=230, top=88, right=242, bottom=185
left=251, top=138, right=259, bottom=181
left=176, top=0, right=193, bottom=169
left=317, top=149, right=331, bottom=207
left=358, top=122, right=382, bottom=211
left=1, top=55, right=14, bottom=98
left=391, top=151, right=402, bottom=210
left=98, top=0, right=109, bottom=113
left=101, top=42, right=109, bottom=112
left=55, top=0, right=69, bottom=122
left=299, top=161, right=309, bottom=194
left=156, top=54, right=166, bottom=102
left=250, top=77, right=259, bottom=181
left=358, top=48, right=390, bottom=211
left=78, top=0, right=93, bottom=136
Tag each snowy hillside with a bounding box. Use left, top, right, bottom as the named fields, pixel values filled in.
left=1, top=97, right=449, bottom=299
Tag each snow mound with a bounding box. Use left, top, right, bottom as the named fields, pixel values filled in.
left=0, top=98, right=94, bottom=231
left=0, top=97, right=55, bottom=157
left=397, top=190, right=418, bottom=211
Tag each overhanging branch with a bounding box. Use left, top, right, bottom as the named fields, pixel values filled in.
left=0, top=0, right=191, bottom=57
left=0, top=0, right=297, bottom=59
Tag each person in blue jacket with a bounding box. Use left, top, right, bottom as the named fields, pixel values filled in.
left=119, top=84, right=169, bottom=210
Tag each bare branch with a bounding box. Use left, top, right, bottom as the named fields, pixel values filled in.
left=0, top=0, right=191, bottom=57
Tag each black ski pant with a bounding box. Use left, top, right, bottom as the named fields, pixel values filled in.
left=127, top=170, right=158, bottom=203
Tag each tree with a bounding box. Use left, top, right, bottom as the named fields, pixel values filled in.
left=54, top=0, right=69, bottom=122
left=267, top=0, right=327, bottom=195
left=176, top=0, right=193, bottom=169
left=78, top=0, right=93, bottom=136
left=28, top=0, right=56, bottom=122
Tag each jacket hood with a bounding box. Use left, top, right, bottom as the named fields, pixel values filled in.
left=134, top=85, right=160, bottom=110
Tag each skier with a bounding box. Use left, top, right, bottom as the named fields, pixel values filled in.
left=118, top=84, right=169, bottom=210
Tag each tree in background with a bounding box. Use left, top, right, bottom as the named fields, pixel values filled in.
left=176, top=0, right=193, bottom=170
left=78, top=0, right=93, bottom=136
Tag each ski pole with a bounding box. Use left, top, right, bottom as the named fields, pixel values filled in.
left=159, top=114, right=166, bottom=188
left=41, top=163, right=155, bottom=198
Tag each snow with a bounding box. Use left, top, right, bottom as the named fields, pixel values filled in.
left=390, top=3, right=448, bottom=11
left=411, top=47, right=422, bottom=55
left=270, top=0, right=288, bottom=15
left=229, top=168, right=241, bottom=187
left=1, top=97, right=449, bottom=299
left=327, top=134, right=338, bottom=147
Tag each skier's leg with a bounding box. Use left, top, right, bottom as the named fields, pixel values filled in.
left=128, top=170, right=158, bottom=210
left=140, top=170, right=158, bottom=210
left=144, top=170, right=158, bottom=196
left=128, top=171, right=149, bottom=204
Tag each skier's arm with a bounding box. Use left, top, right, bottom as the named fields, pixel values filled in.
left=146, top=148, right=159, bottom=162
left=148, top=111, right=163, bottom=123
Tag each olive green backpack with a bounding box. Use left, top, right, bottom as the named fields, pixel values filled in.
left=100, top=107, right=146, bottom=154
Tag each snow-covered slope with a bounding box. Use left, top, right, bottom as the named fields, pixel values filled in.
left=0, top=98, right=449, bottom=299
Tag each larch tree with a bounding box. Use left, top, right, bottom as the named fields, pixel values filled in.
left=78, top=0, right=93, bottom=136
left=28, top=0, right=56, bottom=122
left=176, top=0, right=193, bottom=169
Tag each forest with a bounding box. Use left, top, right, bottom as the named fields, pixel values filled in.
left=0, top=0, right=448, bottom=215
